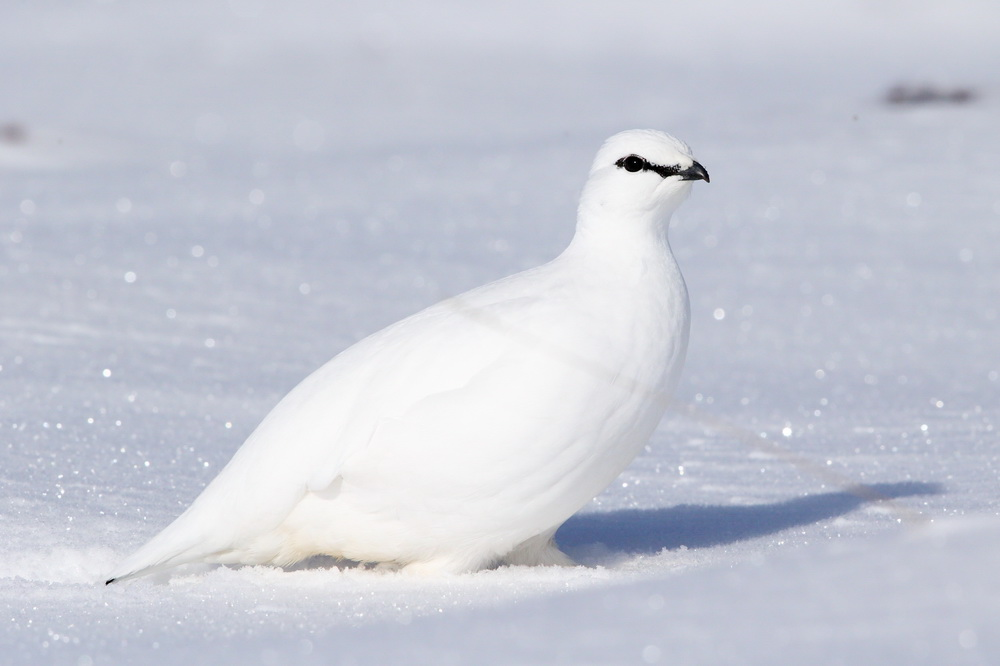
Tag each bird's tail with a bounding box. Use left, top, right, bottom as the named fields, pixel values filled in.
left=104, top=504, right=229, bottom=584
left=105, top=542, right=205, bottom=584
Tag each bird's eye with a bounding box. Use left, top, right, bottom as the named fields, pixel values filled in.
left=620, top=155, right=646, bottom=173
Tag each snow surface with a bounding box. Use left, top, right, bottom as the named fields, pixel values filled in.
left=2, top=1, right=1000, bottom=663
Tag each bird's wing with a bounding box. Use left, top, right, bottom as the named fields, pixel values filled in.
left=325, top=290, right=647, bottom=544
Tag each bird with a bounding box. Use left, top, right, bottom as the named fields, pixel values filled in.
left=105, top=129, right=709, bottom=584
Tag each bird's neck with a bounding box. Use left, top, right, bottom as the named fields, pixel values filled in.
left=564, top=205, right=679, bottom=275
left=565, top=178, right=692, bottom=270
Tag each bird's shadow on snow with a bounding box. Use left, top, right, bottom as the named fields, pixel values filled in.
left=134, top=482, right=942, bottom=583
left=556, top=481, right=942, bottom=562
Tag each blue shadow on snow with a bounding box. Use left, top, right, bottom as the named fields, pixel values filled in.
left=556, top=481, right=943, bottom=554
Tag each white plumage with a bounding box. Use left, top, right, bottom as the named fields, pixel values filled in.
left=106, top=129, right=709, bottom=583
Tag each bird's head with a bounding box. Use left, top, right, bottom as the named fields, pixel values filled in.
left=579, top=129, right=709, bottom=226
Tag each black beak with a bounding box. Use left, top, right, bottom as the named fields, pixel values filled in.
left=679, top=161, right=710, bottom=183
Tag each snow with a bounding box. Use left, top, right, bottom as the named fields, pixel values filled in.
left=2, top=0, right=999, bottom=663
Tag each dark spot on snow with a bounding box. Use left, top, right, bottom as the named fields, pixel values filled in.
left=885, top=84, right=977, bottom=106
left=1, top=122, right=28, bottom=144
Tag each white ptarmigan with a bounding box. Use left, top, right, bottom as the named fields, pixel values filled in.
left=106, top=129, right=709, bottom=584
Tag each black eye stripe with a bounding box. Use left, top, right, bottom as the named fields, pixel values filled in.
left=615, top=154, right=682, bottom=179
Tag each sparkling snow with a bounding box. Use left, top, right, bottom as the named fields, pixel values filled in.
left=2, top=1, right=999, bottom=664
